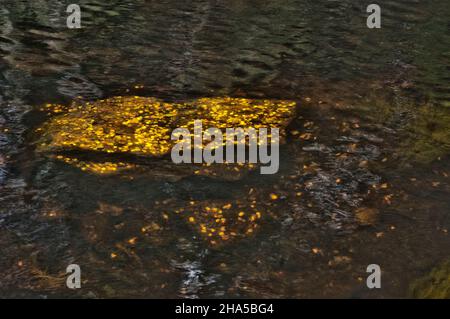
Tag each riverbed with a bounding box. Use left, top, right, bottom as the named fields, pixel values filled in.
left=0, top=0, right=449, bottom=298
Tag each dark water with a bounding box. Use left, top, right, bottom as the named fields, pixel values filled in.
left=0, top=0, right=449, bottom=298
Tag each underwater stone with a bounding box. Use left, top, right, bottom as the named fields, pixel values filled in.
left=36, top=96, right=296, bottom=176
left=410, top=260, right=450, bottom=299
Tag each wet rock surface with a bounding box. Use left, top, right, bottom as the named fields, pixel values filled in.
left=35, top=96, right=296, bottom=178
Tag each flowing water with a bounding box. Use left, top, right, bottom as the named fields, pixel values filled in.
left=0, top=0, right=449, bottom=298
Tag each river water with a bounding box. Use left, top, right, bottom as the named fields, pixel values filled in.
left=0, top=0, right=449, bottom=298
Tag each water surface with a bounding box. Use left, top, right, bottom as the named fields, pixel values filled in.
left=0, top=0, right=449, bottom=298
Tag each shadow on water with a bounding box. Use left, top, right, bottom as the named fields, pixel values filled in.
left=0, top=0, right=449, bottom=298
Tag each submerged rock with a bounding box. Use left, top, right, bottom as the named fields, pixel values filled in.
left=410, top=260, right=450, bottom=299
left=35, top=96, right=296, bottom=178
